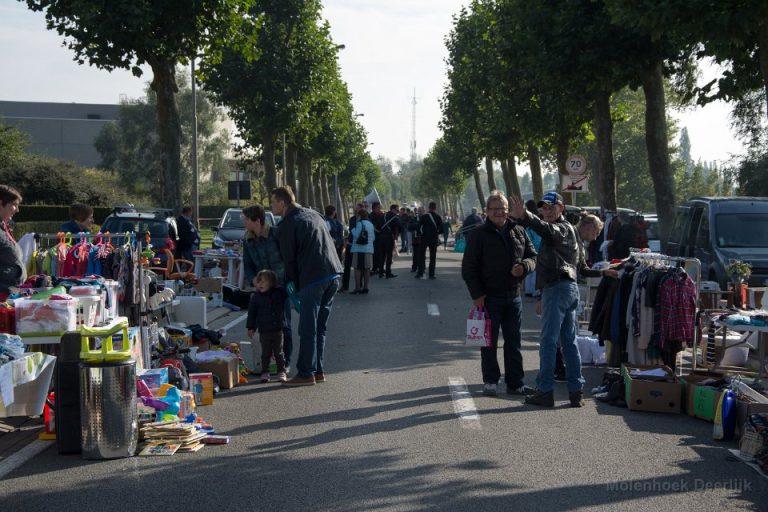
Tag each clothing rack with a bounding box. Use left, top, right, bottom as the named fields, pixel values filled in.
left=629, top=249, right=702, bottom=374
left=31, top=232, right=150, bottom=365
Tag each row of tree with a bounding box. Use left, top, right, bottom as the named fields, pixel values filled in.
left=428, top=0, right=767, bottom=245
left=25, top=0, right=380, bottom=220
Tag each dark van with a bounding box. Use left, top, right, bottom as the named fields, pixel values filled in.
left=666, top=197, right=768, bottom=288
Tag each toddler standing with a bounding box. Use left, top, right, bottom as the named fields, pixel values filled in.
left=246, top=270, right=288, bottom=382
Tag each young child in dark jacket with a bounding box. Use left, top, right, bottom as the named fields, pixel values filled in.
left=246, top=270, right=288, bottom=383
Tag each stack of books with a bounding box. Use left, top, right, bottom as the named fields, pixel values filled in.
left=139, top=420, right=208, bottom=455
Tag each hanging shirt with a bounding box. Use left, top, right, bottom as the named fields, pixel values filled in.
left=659, top=269, right=697, bottom=348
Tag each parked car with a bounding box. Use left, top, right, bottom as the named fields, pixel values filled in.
left=211, top=208, right=276, bottom=248
left=666, top=196, right=768, bottom=289
left=101, top=205, right=178, bottom=250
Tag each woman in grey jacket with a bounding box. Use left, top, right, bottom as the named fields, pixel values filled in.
left=0, top=185, right=25, bottom=295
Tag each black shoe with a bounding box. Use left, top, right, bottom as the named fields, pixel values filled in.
left=525, top=390, right=554, bottom=407
left=569, top=391, right=585, bottom=408
left=429, top=275, right=436, bottom=280
left=378, top=273, right=385, bottom=278
left=554, top=373, right=567, bottom=382
left=361, top=288, right=369, bottom=294
left=507, top=384, right=536, bottom=396
left=415, top=273, right=423, bottom=279
left=385, top=273, right=398, bottom=278
left=410, top=268, right=417, bottom=272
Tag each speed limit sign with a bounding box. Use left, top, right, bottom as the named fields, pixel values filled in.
left=566, top=154, right=587, bottom=175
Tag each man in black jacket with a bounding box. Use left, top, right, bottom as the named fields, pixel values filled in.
left=417, top=201, right=443, bottom=279
left=271, top=186, right=343, bottom=387
left=462, top=191, right=537, bottom=397
left=175, top=207, right=200, bottom=261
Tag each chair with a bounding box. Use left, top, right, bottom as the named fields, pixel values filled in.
left=147, top=248, right=196, bottom=282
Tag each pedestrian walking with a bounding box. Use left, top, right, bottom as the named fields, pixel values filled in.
left=349, top=209, right=375, bottom=294
left=417, top=202, right=442, bottom=279
left=271, top=186, right=343, bottom=387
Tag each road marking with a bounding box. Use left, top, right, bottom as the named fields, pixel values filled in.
left=448, top=377, right=482, bottom=430
left=0, top=439, right=53, bottom=480
left=221, top=313, right=248, bottom=332
left=427, top=303, right=440, bottom=316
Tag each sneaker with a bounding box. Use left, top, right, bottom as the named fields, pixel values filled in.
left=260, top=372, right=270, bottom=383
left=385, top=273, right=398, bottom=278
left=282, top=375, right=316, bottom=387
left=554, top=373, right=567, bottom=383
left=482, top=383, right=498, bottom=396
left=507, top=384, right=536, bottom=396
left=277, top=371, right=287, bottom=382
left=315, top=372, right=326, bottom=383
left=525, top=390, right=554, bottom=407
left=569, top=391, right=585, bottom=408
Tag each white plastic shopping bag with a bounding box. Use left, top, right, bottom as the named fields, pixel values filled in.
left=465, top=306, right=492, bottom=347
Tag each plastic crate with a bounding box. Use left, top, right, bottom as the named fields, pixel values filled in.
left=75, top=296, right=101, bottom=328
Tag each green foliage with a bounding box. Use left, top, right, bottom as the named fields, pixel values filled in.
left=0, top=156, right=124, bottom=206
left=0, top=117, right=29, bottom=169
left=94, top=71, right=231, bottom=206
left=731, top=148, right=768, bottom=197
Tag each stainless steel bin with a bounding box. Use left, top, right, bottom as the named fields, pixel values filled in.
left=79, top=359, right=138, bottom=459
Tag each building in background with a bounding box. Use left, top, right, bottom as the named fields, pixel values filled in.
left=0, top=100, right=119, bottom=168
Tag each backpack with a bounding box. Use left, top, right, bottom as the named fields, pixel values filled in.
left=355, top=221, right=369, bottom=245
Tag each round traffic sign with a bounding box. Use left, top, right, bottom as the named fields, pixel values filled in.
left=566, top=154, right=587, bottom=175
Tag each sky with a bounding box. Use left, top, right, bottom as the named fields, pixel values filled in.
left=0, top=0, right=748, bottom=171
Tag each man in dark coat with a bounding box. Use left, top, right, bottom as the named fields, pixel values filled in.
left=462, top=191, right=537, bottom=397
left=175, top=206, right=200, bottom=261
left=416, top=202, right=443, bottom=279
left=271, top=186, right=343, bottom=387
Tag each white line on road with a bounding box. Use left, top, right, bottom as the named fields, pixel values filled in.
left=427, top=303, right=440, bottom=316
left=448, top=377, right=482, bottom=430
left=0, top=439, right=53, bottom=480
left=220, top=313, right=248, bottom=332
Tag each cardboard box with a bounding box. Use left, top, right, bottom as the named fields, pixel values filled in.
left=622, top=364, right=682, bottom=414
left=680, top=373, right=726, bottom=421
left=197, top=357, right=239, bottom=390
left=195, top=277, right=224, bottom=294
left=188, top=373, right=214, bottom=406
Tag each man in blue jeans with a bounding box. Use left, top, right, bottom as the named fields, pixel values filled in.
left=508, top=192, right=588, bottom=407
left=462, top=191, right=537, bottom=397
left=271, top=186, right=343, bottom=387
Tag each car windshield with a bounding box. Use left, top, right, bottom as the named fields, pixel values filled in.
left=102, top=218, right=173, bottom=249
left=715, top=214, right=768, bottom=247
left=222, top=210, right=244, bottom=229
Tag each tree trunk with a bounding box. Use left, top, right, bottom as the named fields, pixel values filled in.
left=642, top=59, right=676, bottom=248
left=286, top=142, right=298, bottom=193
left=593, top=90, right=617, bottom=211
left=472, top=166, right=485, bottom=210
left=320, top=167, right=331, bottom=209
left=310, top=164, right=320, bottom=209
left=297, top=152, right=311, bottom=206
left=555, top=130, right=570, bottom=205
left=149, top=57, right=182, bottom=212
left=500, top=159, right=513, bottom=196
left=485, top=156, right=497, bottom=192
left=507, top=155, right=522, bottom=198
left=260, top=129, right=277, bottom=196
left=528, top=144, right=544, bottom=201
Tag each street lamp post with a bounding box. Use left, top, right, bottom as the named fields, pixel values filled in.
left=191, top=58, right=199, bottom=228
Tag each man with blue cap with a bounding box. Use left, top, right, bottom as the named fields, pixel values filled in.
left=508, top=192, right=586, bottom=407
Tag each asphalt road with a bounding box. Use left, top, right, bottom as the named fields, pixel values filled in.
left=1, top=250, right=767, bottom=511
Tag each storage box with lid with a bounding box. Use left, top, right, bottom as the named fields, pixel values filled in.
left=14, top=298, right=76, bottom=336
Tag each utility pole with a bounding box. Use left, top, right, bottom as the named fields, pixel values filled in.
left=410, top=88, right=417, bottom=162
left=191, top=58, right=199, bottom=228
